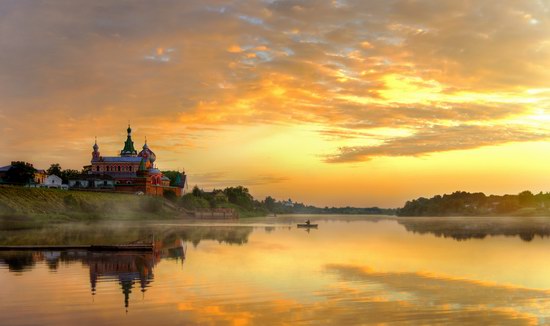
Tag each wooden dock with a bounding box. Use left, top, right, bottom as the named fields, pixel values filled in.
left=0, top=244, right=154, bottom=251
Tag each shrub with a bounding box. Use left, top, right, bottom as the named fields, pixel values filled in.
left=163, top=190, right=177, bottom=203
left=180, top=194, right=210, bottom=210
left=140, top=196, right=163, bottom=213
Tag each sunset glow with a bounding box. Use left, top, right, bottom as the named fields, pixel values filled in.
left=2, top=1, right=550, bottom=206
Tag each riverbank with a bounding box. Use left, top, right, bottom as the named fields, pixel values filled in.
left=0, top=186, right=274, bottom=229
left=397, top=191, right=550, bottom=217
left=0, top=186, right=179, bottom=228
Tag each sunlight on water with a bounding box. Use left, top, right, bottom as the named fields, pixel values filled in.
left=1, top=216, right=549, bottom=325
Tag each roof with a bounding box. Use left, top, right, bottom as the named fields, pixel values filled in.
left=107, top=172, right=140, bottom=178
left=100, top=156, right=143, bottom=163
left=0, top=165, right=12, bottom=172
left=121, top=130, right=137, bottom=155
left=70, top=174, right=114, bottom=181
left=91, top=171, right=142, bottom=178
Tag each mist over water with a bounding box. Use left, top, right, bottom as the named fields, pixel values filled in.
left=1, top=216, right=549, bottom=325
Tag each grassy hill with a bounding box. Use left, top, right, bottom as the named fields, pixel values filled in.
left=0, top=186, right=176, bottom=227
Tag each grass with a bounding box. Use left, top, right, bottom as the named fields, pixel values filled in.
left=0, top=186, right=179, bottom=225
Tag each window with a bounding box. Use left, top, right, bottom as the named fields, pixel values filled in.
left=118, top=166, right=121, bottom=172
left=96, top=166, right=99, bottom=172
left=129, top=166, right=132, bottom=171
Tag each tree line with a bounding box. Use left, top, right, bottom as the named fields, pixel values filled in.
left=397, top=190, right=549, bottom=216
left=175, top=185, right=396, bottom=217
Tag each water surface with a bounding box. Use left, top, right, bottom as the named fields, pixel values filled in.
left=1, top=215, right=549, bottom=325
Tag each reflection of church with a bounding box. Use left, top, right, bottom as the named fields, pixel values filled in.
left=0, top=241, right=188, bottom=311
left=86, top=252, right=158, bottom=310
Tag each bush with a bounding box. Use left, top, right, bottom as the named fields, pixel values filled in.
left=180, top=194, right=210, bottom=210
left=163, top=190, right=177, bottom=203
left=140, top=197, right=163, bottom=213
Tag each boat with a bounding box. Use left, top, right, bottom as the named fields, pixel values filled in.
left=297, top=223, right=318, bottom=228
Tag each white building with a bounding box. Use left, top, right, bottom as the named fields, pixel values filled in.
left=43, top=175, right=68, bottom=189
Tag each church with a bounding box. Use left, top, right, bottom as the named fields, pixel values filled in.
left=70, top=125, right=186, bottom=196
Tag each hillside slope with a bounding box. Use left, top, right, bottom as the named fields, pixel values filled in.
left=0, top=186, right=176, bottom=223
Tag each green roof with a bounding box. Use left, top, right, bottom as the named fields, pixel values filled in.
left=138, top=157, right=147, bottom=172
left=120, top=125, right=137, bottom=156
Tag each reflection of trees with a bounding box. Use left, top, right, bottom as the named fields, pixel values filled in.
left=0, top=224, right=253, bottom=247
left=0, top=251, right=37, bottom=272
left=160, top=226, right=253, bottom=247
left=398, top=217, right=550, bottom=242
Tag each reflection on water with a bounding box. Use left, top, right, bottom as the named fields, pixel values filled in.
left=320, top=264, right=550, bottom=325
left=0, top=224, right=253, bottom=246
left=396, top=216, right=550, bottom=242
left=0, top=216, right=549, bottom=325
left=0, top=241, right=186, bottom=311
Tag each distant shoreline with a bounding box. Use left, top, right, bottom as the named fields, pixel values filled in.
left=397, top=191, right=550, bottom=217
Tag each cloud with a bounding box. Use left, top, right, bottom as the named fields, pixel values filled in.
left=326, top=124, right=549, bottom=162
left=189, top=171, right=289, bottom=189
left=1, top=0, right=550, bottom=169
left=323, top=263, right=549, bottom=324
left=144, top=47, right=174, bottom=62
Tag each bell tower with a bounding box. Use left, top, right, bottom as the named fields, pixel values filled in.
left=92, top=137, right=100, bottom=161
left=120, top=124, right=138, bottom=157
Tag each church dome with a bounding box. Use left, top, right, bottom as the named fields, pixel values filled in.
left=138, top=139, right=156, bottom=165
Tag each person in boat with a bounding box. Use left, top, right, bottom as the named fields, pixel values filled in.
left=306, top=219, right=311, bottom=225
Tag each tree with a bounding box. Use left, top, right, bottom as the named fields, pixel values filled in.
left=263, top=196, right=276, bottom=212
left=161, top=170, right=185, bottom=187
left=192, top=185, right=203, bottom=197
left=5, top=161, right=36, bottom=185
left=518, top=190, right=535, bottom=207
left=60, top=169, right=80, bottom=184
left=224, top=186, right=254, bottom=210
left=47, top=163, right=62, bottom=177
left=180, top=193, right=210, bottom=210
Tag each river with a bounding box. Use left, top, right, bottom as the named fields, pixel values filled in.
left=1, top=215, right=549, bottom=325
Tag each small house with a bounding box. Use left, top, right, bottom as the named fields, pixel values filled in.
left=44, top=175, right=67, bottom=189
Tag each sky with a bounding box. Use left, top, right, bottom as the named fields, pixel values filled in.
left=1, top=0, right=550, bottom=207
